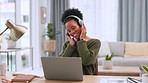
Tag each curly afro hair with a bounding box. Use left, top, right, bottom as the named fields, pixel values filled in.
left=61, top=8, right=83, bottom=24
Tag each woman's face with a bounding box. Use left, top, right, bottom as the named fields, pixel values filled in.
left=65, top=19, right=81, bottom=39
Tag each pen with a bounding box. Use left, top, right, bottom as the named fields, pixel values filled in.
left=127, top=77, right=141, bottom=83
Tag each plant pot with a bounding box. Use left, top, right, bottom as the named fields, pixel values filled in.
left=7, top=40, right=16, bottom=48
left=43, top=40, right=56, bottom=52
left=102, top=60, right=113, bottom=69
left=142, top=74, right=148, bottom=83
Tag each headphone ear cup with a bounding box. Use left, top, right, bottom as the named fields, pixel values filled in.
left=79, top=20, right=83, bottom=26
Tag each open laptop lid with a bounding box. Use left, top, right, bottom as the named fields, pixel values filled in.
left=41, top=56, right=83, bottom=81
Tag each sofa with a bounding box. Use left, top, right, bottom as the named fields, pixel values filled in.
left=97, top=41, right=148, bottom=68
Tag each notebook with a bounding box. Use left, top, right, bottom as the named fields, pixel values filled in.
left=41, top=56, right=83, bottom=81
left=12, top=75, right=35, bottom=82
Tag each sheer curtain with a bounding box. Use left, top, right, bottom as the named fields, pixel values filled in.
left=70, top=0, right=118, bottom=42
left=117, top=0, right=148, bottom=42
left=50, top=0, right=69, bottom=56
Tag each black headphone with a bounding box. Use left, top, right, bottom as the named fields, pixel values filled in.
left=63, top=15, right=83, bottom=26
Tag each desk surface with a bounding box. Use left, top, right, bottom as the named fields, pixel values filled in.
left=98, top=66, right=141, bottom=76
left=0, top=73, right=140, bottom=83
left=32, top=75, right=101, bottom=83
left=31, top=75, right=138, bottom=83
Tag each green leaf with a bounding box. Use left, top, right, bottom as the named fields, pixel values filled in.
left=43, top=23, right=61, bottom=39
left=105, top=54, right=109, bottom=60
left=141, top=65, right=148, bottom=74
left=105, top=53, right=114, bottom=60
left=109, top=53, right=114, bottom=60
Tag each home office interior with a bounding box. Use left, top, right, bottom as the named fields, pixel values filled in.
left=0, top=0, right=148, bottom=83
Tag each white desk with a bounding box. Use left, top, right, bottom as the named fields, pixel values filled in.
left=0, top=47, right=33, bottom=71
left=30, top=76, right=140, bottom=83
left=0, top=75, right=140, bottom=83
left=0, top=69, right=141, bottom=83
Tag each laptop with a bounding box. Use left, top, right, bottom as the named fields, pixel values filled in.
left=41, top=56, right=83, bottom=81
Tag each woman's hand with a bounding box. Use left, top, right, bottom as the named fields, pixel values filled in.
left=80, top=24, right=87, bottom=40
left=66, top=33, right=76, bottom=46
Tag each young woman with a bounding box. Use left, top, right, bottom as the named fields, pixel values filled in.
left=60, top=8, right=101, bottom=75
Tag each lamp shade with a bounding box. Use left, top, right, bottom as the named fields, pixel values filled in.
left=5, top=20, right=27, bottom=41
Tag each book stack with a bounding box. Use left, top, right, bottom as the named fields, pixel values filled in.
left=12, top=75, right=35, bottom=83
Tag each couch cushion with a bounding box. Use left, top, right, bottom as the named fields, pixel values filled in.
left=123, top=58, right=148, bottom=67
left=108, top=42, right=125, bottom=56
left=98, top=41, right=111, bottom=57
left=124, top=42, right=148, bottom=58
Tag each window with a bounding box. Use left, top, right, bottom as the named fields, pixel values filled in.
left=23, top=15, right=29, bottom=22
left=0, top=0, right=15, bottom=44
left=8, top=0, right=15, bottom=3
left=19, top=0, right=31, bottom=71
left=0, top=0, right=31, bottom=71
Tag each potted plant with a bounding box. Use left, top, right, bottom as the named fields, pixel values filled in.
left=43, top=23, right=60, bottom=52
left=141, top=65, right=148, bottom=83
left=6, top=35, right=16, bottom=48
left=103, top=54, right=114, bottom=69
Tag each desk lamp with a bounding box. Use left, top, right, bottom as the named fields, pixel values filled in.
left=0, top=20, right=27, bottom=75
left=0, top=19, right=27, bottom=41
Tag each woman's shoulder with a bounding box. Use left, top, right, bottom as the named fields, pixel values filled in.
left=86, top=38, right=101, bottom=48
left=86, top=38, right=101, bottom=46
left=89, top=38, right=101, bottom=43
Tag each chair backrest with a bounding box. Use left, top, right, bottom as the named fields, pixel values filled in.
left=94, top=59, right=98, bottom=75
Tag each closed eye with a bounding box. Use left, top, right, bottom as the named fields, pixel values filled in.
left=67, top=26, right=75, bottom=33
left=71, top=26, right=75, bottom=30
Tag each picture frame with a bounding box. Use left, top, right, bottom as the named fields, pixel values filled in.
left=40, top=6, right=46, bottom=24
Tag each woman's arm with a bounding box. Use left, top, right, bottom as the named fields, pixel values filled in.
left=59, top=41, right=76, bottom=57
left=77, top=39, right=101, bottom=65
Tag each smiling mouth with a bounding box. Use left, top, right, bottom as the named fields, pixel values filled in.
left=74, top=34, right=76, bottom=36
left=73, top=34, right=78, bottom=38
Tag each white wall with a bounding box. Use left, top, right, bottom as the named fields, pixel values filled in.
left=70, top=0, right=118, bottom=42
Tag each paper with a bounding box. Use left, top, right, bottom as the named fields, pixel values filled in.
left=12, top=68, right=44, bottom=78
left=100, top=78, right=127, bottom=83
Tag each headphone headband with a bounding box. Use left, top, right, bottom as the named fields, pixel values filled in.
left=64, top=15, right=83, bottom=26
